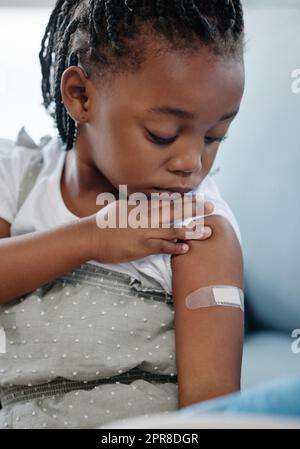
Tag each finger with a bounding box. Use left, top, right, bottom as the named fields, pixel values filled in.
left=145, top=195, right=214, bottom=228
left=204, top=200, right=215, bottom=214
left=177, top=224, right=212, bottom=240
left=150, top=224, right=212, bottom=240
left=159, top=197, right=215, bottom=225
left=146, top=238, right=190, bottom=255
left=189, top=225, right=212, bottom=239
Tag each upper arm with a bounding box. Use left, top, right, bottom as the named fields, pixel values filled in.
left=171, top=214, right=244, bottom=408
left=0, top=217, right=11, bottom=239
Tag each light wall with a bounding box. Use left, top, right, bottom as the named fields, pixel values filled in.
left=0, top=7, right=54, bottom=143
left=0, top=1, right=55, bottom=6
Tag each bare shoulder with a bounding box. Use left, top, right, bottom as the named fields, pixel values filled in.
left=0, top=217, right=11, bottom=239
left=171, top=214, right=244, bottom=295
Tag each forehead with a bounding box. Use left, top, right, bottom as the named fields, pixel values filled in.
left=92, top=42, right=245, bottom=124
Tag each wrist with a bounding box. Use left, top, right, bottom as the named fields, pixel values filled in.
left=74, top=216, right=98, bottom=263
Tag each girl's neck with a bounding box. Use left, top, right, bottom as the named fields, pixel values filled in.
left=60, top=134, right=119, bottom=218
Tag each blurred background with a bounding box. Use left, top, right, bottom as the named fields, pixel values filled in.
left=0, top=0, right=300, bottom=389
left=0, top=0, right=55, bottom=142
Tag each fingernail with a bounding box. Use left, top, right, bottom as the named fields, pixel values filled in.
left=181, top=243, right=189, bottom=252
left=206, top=201, right=214, bottom=210
left=204, top=226, right=211, bottom=235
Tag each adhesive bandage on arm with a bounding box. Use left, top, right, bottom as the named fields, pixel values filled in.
left=185, top=285, right=244, bottom=312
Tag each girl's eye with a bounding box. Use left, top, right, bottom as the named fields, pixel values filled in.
left=204, top=135, right=228, bottom=145
left=146, top=129, right=228, bottom=146
left=146, top=130, right=178, bottom=146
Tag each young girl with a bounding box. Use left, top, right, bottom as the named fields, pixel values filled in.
left=0, top=0, right=245, bottom=429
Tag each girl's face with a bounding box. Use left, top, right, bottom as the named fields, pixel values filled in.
left=61, top=42, right=245, bottom=200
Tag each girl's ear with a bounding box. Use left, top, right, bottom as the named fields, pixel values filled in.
left=60, top=66, right=91, bottom=124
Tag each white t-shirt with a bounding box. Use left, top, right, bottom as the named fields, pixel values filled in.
left=0, top=136, right=242, bottom=296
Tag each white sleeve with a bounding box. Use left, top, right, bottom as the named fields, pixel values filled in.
left=180, top=175, right=242, bottom=245
left=198, top=175, right=242, bottom=245
left=0, top=139, right=37, bottom=224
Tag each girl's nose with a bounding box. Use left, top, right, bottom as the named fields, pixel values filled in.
left=169, top=149, right=203, bottom=174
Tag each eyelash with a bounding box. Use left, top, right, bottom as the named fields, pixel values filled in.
left=146, top=130, right=228, bottom=146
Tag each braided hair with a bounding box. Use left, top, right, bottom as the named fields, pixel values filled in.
left=39, top=0, right=244, bottom=151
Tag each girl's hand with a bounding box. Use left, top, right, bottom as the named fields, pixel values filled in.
left=83, top=196, right=215, bottom=264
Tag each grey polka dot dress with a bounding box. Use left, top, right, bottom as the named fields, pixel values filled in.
left=0, top=135, right=178, bottom=428
left=0, top=262, right=179, bottom=428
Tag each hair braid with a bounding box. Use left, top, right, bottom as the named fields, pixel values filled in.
left=155, top=0, right=166, bottom=28
left=54, top=18, right=79, bottom=148
left=231, top=0, right=244, bottom=37
left=184, top=1, right=214, bottom=40
left=39, top=0, right=65, bottom=109
left=174, top=0, right=186, bottom=18
left=104, top=0, right=121, bottom=52
left=64, top=50, right=79, bottom=151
